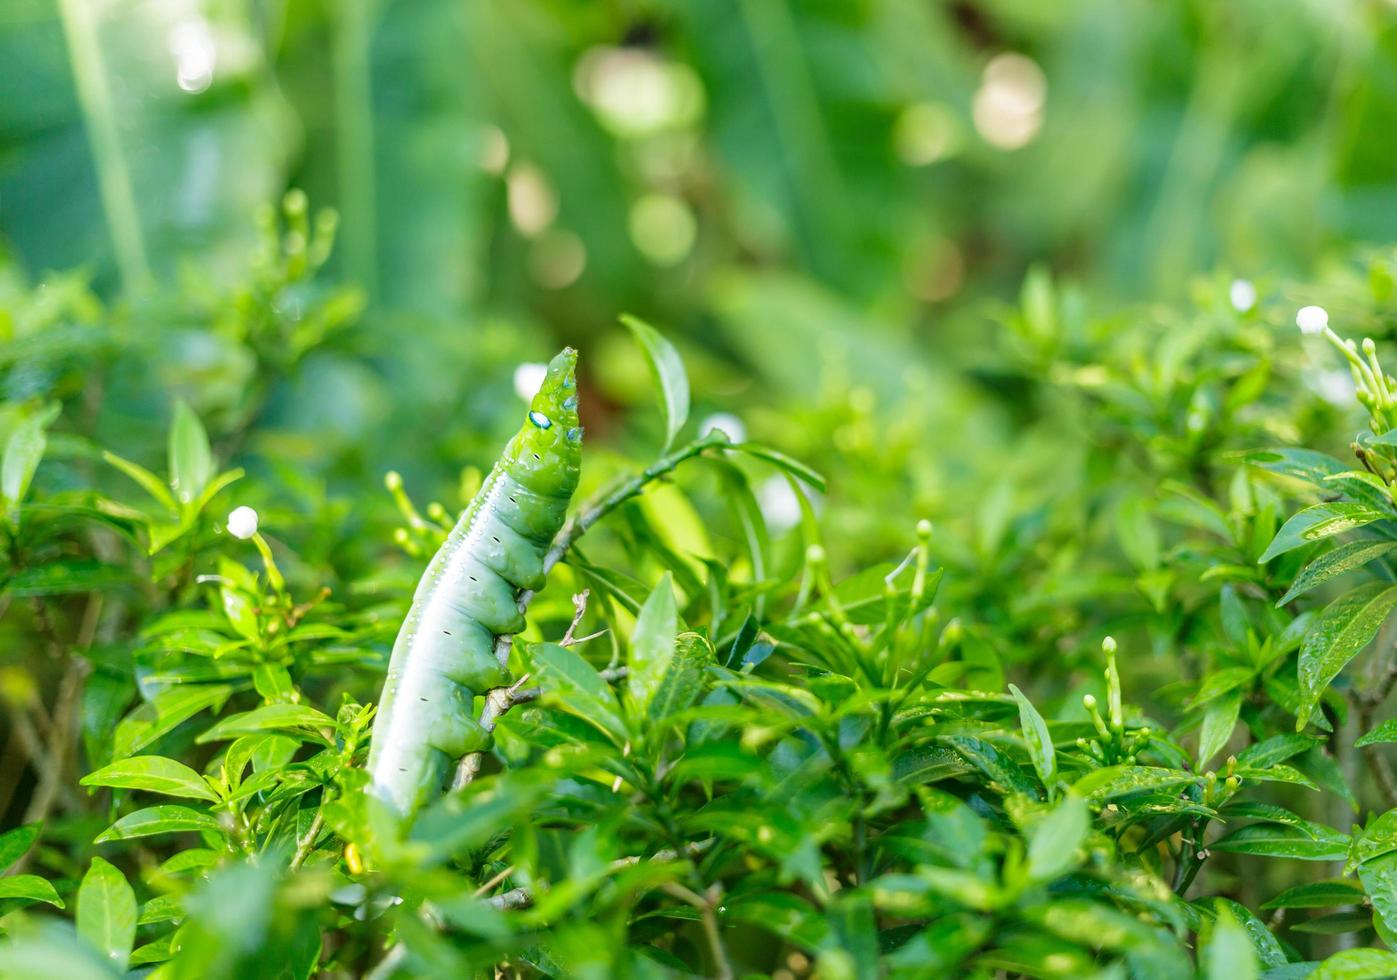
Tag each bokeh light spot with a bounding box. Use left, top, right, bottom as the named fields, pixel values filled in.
left=628, top=193, right=697, bottom=267
left=973, top=53, right=1046, bottom=150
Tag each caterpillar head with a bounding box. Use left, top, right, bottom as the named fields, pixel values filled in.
left=506, top=347, right=583, bottom=495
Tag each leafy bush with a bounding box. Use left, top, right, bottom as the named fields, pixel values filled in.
left=10, top=205, right=1397, bottom=977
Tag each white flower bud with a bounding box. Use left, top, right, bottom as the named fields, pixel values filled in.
left=227, top=506, right=259, bottom=540
left=1229, top=279, right=1256, bottom=312
left=1296, top=305, right=1329, bottom=335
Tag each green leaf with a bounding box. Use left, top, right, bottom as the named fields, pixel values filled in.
left=219, top=557, right=261, bottom=641
left=0, top=823, right=40, bottom=873
left=1234, top=764, right=1319, bottom=791
left=1184, top=666, right=1255, bottom=710
left=1198, top=688, right=1241, bottom=768
left=4, top=560, right=131, bottom=597
left=169, top=400, right=214, bottom=506
left=81, top=755, right=218, bottom=802
left=621, top=314, right=689, bottom=451
left=1248, top=449, right=1395, bottom=513
left=196, top=703, right=335, bottom=744
left=194, top=467, right=245, bottom=515
left=1296, top=582, right=1397, bottom=728
left=1278, top=540, right=1397, bottom=606
left=1008, top=684, right=1055, bottom=789
left=649, top=632, right=715, bottom=723
left=77, top=857, right=136, bottom=972
left=533, top=642, right=626, bottom=742
left=1358, top=851, right=1397, bottom=934
left=1160, top=479, right=1234, bottom=539
left=1209, top=823, right=1349, bottom=861
left=1203, top=906, right=1258, bottom=980
left=129, top=936, right=175, bottom=967
left=1259, top=502, right=1392, bottom=564
left=1348, top=809, right=1397, bottom=869
left=250, top=663, right=297, bottom=704
left=728, top=442, right=828, bottom=493
left=137, top=894, right=184, bottom=926
left=1309, top=948, right=1397, bottom=980
left=627, top=572, right=677, bottom=715
left=1194, top=897, right=1287, bottom=969
left=723, top=612, right=760, bottom=670
left=0, top=874, right=65, bottom=908
left=1236, top=733, right=1322, bottom=769
left=1261, top=879, right=1366, bottom=909
left=94, top=805, right=222, bottom=843
left=2, top=407, right=53, bottom=523
left=1027, top=793, right=1087, bottom=881
left=1220, top=585, right=1250, bottom=647
left=942, top=736, right=1039, bottom=798
left=1290, top=915, right=1380, bottom=938
left=671, top=742, right=768, bottom=782
left=1356, top=718, right=1397, bottom=746
left=112, top=684, right=233, bottom=759
left=101, top=450, right=178, bottom=514
left=1070, top=766, right=1203, bottom=801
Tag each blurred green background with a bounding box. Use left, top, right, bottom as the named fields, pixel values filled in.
left=9, top=0, right=1397, bottom=328
left=4, top=0, right=1397, bottom=568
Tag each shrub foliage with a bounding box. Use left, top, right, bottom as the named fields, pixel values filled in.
left=9, top=213, right=1397, bottom=977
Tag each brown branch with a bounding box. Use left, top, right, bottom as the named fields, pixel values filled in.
left=560, top=590, right=589, bottom=646
left=449, top=667, right=627, bottom=792
left=19, top=659, right=88, bottom=828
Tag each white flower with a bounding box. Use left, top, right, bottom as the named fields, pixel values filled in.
left=699, top=412, right=747, bottom=444
left=1229, top=279, right=1256, bottom=312
left=757, top=475, right=803, bottom=532
left=513, top=362, right=548, bottom=402
left=226, top=506, right=259, bottom=540
left=1296, top=305, right=1329, bottom=335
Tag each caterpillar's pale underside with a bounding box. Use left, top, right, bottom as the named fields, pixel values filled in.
left=367, top=348, right=582, bottom=816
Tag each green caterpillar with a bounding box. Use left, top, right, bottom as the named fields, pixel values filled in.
left=367, top=348, right=582, bottom=816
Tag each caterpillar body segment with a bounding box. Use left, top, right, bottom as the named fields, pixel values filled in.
left=367, top=349, right=582, bottom=816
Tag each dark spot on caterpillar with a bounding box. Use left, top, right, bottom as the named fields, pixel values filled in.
left=443, top=630, right=451, bottom=635
left=419, top=697, right=429, bottom=702
left=399, top=768, right=407, bottom=772
left=468, top=575, right=477, bottom=582
left=532, top=453, right=540, bottom=460
left=492, top=536, right=500, bottom=543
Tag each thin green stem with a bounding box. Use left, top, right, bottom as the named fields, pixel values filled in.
left=56, top=0, right=150, bottom=292
left=290, top=792, right=329, bottom=870
left=333, top=0, right=379, bottom=298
